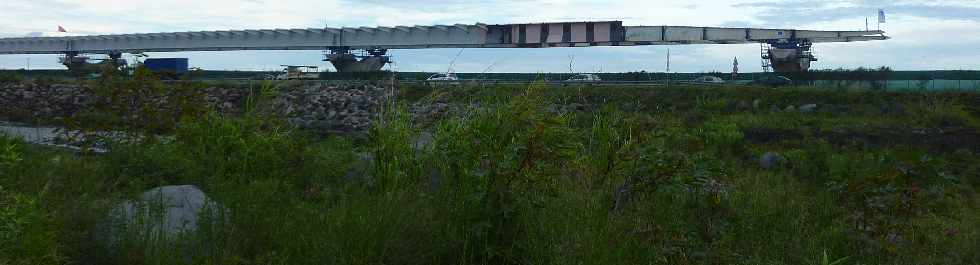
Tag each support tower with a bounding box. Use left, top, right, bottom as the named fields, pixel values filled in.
left=59, top=51, right=127, bottom=76
left=762, top=40, right=816, bottom=73
left=323, top=48, right=390, bottom=72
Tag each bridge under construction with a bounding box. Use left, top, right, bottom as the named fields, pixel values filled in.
left=0, top=21, right=888, bottom=73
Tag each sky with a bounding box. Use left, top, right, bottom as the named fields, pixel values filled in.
left=0, top=0, right=978, bottom=72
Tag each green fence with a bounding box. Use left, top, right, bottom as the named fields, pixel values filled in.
left=809, top=80, right=980, bottom=91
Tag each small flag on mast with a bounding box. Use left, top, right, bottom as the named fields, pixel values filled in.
left=57, top=26, right=67, bottom=33
left=878, top=9, right=886, bottom=23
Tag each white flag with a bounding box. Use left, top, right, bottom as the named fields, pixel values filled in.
left=878, top=9, right=886, bottom=23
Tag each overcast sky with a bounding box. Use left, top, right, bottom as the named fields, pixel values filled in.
left=0, top=0, right=978, bottom=72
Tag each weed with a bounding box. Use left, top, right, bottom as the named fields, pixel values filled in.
left=821, top=249, right=851, bottom=265
left=0, top=187, right=64, bottom=264
left=1, top=78, right=978, bottom=264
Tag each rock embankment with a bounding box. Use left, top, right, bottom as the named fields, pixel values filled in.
left=0, top=83, right=91, bottom=121
left=0, top=82, right=396, bottom=133
left=276, top=84, right=393, bottom=133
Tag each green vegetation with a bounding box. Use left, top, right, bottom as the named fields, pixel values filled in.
left=0, top=72, right=23, bottom=84
left=1, top=78, right=978, bottom=264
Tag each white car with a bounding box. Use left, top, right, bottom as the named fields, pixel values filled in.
left=426, top=73, right=458, bottom=81
left=566, top=74, right=602, bottom=83
left=425, top=73, right=460, bottom=85
left=693, top=76, right=725, bottom=84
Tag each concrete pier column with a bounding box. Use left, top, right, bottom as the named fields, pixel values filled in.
left=766, top=40, right=815, bottom=73
left=325, top=54, right=389, bottom=72
left=769, top=48, right=812, bottom=72
left=324, top=48, right=390, bottom=72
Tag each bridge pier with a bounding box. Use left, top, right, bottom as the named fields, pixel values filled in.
left=59, top=52, right=87, bottom=74
left=59, top=51, right=127, bottom=76
left=323, top=48, right=390, bottom=72
left=765, top=40, right=816, bottom=73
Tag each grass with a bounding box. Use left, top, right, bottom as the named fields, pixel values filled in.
left=0, top=80, right=978, bottom=264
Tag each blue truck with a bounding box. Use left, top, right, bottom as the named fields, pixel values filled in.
left=142, top=58, right=189, bottom=79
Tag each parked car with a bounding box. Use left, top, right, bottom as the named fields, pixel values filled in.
left=693, top=75, right=725, bottom=84
left=425, top=73, right=460, bottom=86
left=564, top=74, right=602, bottom=84
left=750, top=75, right=792, bottom=87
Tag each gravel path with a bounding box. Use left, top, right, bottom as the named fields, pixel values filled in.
left=0, top=122, right=61, bottom=144
left=0, top=122, right=108, bottom=153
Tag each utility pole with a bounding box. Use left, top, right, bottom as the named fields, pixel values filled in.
left=26, top=57, right=30, bottom=79
left=567, top=54, right=575, bottom=81
left=666, top=49, right=671, bottom=88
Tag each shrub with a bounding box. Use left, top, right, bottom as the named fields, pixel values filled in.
left=0, top=187, right=64, bottom=264
left=0, top=72, right=23, bottom=84
left=817, top=149, right=972, bottom=258
left=697, top=120, right=744, bottom=154
left=369, top=103, right=421, bottom=192
left=429, top=84, right=578, bottom=262
left=70, top=65, right=208, bottom=138
left=0, top=136, right=23, bottom=174
left=580, top=108, right=637, bottom=189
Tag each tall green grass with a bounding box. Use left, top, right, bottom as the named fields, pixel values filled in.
left=0, top=80, right=978, bottom=264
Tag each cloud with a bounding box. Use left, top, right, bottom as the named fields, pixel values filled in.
left=733, top=0, right=980, bottom=27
